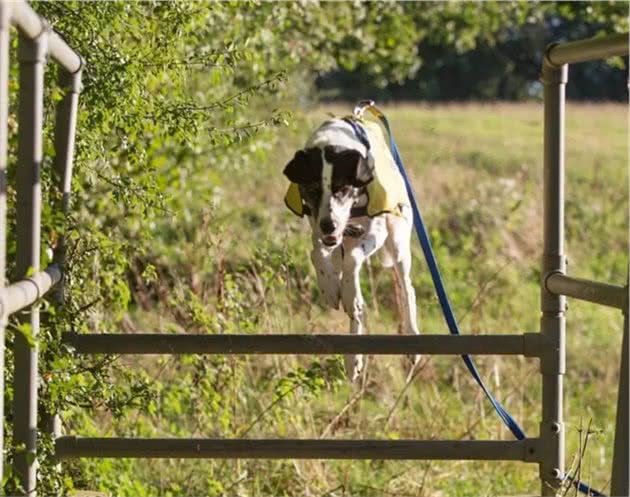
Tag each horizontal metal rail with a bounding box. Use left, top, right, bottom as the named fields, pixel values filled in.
left=546, top=33, right=629, bottom=66
left=0, top=264, right=61, bottom=320
left=61, top=332, right=543, bottom=356
left=10, top=0, right=82, bottom=73
left=546, top=272, right=627, bottom=310
left=55, top=436, right=540, bottom=462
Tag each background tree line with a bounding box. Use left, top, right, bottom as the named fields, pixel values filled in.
left=317, top=2, right=629, bottom=101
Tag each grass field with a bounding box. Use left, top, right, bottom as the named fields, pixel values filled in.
left=73, top=103, right=627, bottom=496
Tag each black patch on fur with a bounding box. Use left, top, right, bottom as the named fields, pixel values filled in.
left=324, top=146, right=374, bottom=187
left=284, top=149, right=324, bottom=215
left=283, top=148, right=322, bottom=184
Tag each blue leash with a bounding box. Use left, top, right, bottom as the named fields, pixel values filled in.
left=348, top=105, right=604, bottom=497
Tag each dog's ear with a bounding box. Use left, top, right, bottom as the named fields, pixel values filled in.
left=283, top=149, right=322, bottom=184
left=331, top=149, right=374, bottom=187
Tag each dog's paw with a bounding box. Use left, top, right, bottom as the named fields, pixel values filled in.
left=344, top=354, right=364, bottom=382
left=401, top=354, right=421, bottom=377
left=343, top=224, right=365, bottom=238
left=320, top=287, right=340, bottom=308
left=406, top=354, right=421, bottom=367
left=323, top=292, right=340, bottom=309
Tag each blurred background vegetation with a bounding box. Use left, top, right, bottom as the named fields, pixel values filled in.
left=1, top=1, right=627, bottom=495
left=317, top=2, right=629, bottom=101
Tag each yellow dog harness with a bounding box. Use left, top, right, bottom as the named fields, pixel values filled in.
left=284, top=115, right=409, bottom=218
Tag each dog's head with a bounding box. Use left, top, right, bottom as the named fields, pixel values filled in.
left=283, top=144, right=374, bottom=247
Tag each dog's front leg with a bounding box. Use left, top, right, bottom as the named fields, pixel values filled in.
left=340, top=221, right=387, bottom=381
left=341, top=247, right=367, bottom=381
left=311, top=237, right=342, bottom=309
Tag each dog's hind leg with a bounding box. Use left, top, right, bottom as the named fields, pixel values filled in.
left=392, top=248, right=421, bottom=370
left=386, top=211, right=420, bottom=368
left=392, top=253, right=419, bottom=336
left=391, top=267, right=406, bottom=335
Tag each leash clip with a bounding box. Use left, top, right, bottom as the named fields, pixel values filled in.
left=353, top=100, right=375, bottom=120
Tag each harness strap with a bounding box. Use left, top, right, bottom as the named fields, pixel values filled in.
left=352, top=102, right=605, bottom=497
left=342, top=117, right=371, bottom=151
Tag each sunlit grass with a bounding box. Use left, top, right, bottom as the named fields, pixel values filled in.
left=84, top=103, right=626, bottom=496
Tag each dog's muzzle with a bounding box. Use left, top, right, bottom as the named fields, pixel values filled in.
left=322, top=235, right=339, bottom=247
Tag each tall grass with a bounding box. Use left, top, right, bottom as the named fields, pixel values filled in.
left=70, top=103, right=627, bottom=496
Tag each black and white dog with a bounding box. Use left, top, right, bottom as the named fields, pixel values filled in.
left=283, top=115, right=419, bottom=381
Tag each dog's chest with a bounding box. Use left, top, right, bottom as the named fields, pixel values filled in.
left=341, top=215, right=388, bottom=256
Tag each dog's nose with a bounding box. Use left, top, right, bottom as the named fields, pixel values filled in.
left=319, top=218, right=336, bottom=235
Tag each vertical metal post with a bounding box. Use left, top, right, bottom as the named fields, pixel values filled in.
left=45, top=66, right=82, bottom=441
left=52, top=67, right=81, bottom=300
left=0, top=0, right=10, bottom=486
left=611, top=307, right=629, bottom=496
left=13, top=30, right=47, bottom=497
left=539, top=55, right=568, bottom=496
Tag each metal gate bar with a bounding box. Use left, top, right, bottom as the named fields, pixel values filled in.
left=52, top=64, right=82, bottom=303
left=10, top=2, right=81, bottom=73
left=13, top=29, right=47, bottom=495
left=546, top=33, right=628, bottom=66
left=546, top=273, right=627, bottom=310
left=61, top=332, right=543, bottom=356
left=55, top=437, right=540, bottom=462
left=0, top=265, right=61, bottom=318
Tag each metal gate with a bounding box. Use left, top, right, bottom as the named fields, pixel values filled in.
left=0, top=2, right=627, bottom=496
left=0, top=1, right=82, bottom=495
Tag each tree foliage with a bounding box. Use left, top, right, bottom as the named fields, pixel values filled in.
left=318, top=1, right=629, bottom=100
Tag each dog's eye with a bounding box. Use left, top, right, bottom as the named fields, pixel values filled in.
left=300, top=183, right=322, bottom=207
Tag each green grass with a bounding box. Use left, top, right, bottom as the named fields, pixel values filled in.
left=70, top=103, right=627, bottom=496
